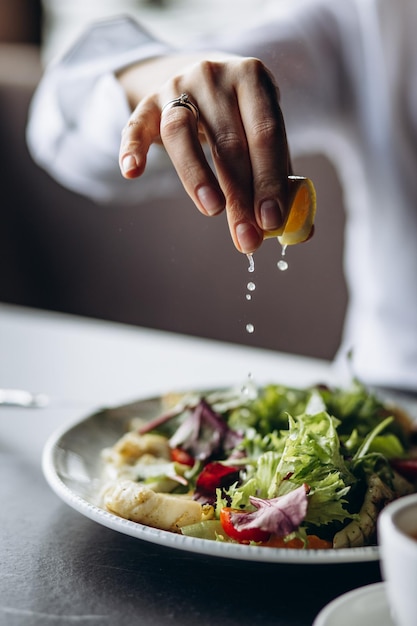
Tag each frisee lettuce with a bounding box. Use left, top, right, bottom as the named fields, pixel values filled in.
left=218, top=410, right=356, bottom=528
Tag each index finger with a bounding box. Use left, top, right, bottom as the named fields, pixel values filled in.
left=159, top=91, right=227, bottom=218
left=119, top=97, right=162, bottom=178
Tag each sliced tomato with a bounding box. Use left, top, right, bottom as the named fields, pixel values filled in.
left=220, top=507, right=271, bottom=544
left=194, top=463, right=241, bottom=504
left=170, top=447, right=195, bottom=467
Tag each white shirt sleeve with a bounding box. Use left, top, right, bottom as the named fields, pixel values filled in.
left=26, top=15, right=175, bottom=203
left=27, top=4, right=350, bottom=204
left=200, top=0, right=353, bottom=153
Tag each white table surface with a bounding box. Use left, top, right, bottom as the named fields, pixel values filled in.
left=0, top=303, right=336, bottom=466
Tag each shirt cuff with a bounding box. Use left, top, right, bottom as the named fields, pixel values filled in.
left=53, top=14, right=174, bottom=76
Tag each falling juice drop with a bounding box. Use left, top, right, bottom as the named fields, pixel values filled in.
left=277, top=241, right=289, bottom=271
left=241, top=372, right=257, bottom=399
left=246, top=253, right=255, bottom=273
left=244, top=257, right=255, bottom=335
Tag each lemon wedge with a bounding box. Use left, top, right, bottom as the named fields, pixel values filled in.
left=264, top=176, right=316, bottom=246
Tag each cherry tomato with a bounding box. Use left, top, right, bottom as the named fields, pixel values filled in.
left=390, top=458, right=417, bottom=482
left=170, top=447, right=195, bottom=467
left=220, top=507, right=271, bottom=544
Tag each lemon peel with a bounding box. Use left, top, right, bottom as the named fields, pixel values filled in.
left=264, top=176, right=316, bottom=246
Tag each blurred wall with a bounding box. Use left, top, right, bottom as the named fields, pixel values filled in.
left=0, top=0, right=41, bottom=44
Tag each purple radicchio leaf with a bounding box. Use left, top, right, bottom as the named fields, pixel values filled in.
left=169, top=399, right=242, bottom=461
left=231, top=484, right=309, bottom=536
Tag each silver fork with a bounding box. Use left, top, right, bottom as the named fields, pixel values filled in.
left=0, top=388, right=49, bottom=408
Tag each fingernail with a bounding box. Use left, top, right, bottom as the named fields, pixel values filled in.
left=196, top=185, right=224, bottom=216
left=260, top=199, right=282, bottom=230
left=235, top=222, right=262, bottom=253
left=122, top=154, right=137, bottom=174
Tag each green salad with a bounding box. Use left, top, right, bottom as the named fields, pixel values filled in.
left=101, top=380, right=417, bottom=549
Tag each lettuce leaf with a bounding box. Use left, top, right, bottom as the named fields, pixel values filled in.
left=227, top=384, right=310, bottom=435
left=223, top=411, right=356, bottom=528
left=317, top=380, right=407, bottom=447
left=274, top=411, right=355, bottom=526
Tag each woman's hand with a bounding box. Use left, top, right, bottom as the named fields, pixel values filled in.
left=118, top=53, right=292, bottom=254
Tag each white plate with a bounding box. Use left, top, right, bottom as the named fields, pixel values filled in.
left=313, top=582, right=394, bottom=626
left=42, top=395, right=381, bottom=565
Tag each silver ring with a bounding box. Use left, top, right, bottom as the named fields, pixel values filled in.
left=161, top=93, right=200, bottom=124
